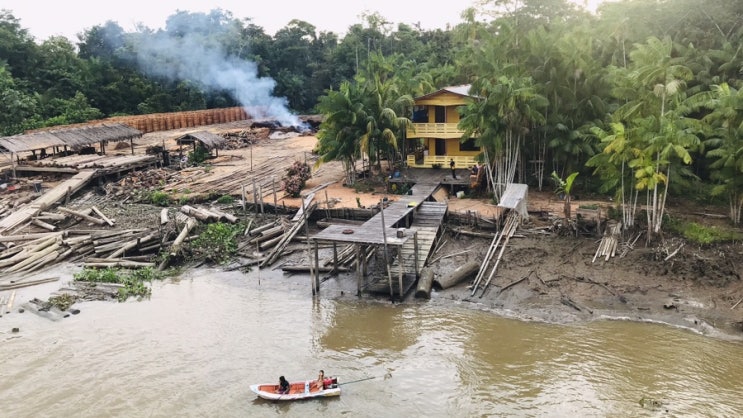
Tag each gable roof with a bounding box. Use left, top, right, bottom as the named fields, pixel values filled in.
left=414, top=84, right=473, bottom=101
left=175, top=131, right=227, bottom=150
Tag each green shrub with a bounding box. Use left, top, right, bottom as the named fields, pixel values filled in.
left=149, top=191, right=171, bottom=206
left=188, top=146, right=210, bottom=164
left=189, top=222, right=241, bottom=263
left=216, top=195, right=235, bottom=204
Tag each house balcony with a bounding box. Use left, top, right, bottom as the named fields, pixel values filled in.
left=407, top=123, right=465, bottom=139
left=406, top=154, right=477, bottom=169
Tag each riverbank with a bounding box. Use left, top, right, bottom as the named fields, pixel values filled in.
left=1, top=122, right=741, bottom=342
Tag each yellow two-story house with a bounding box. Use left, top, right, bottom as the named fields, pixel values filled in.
left=405, top=85, right=479, bottom=170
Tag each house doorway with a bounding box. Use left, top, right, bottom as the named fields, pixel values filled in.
left=435, top=139, right=446, bottom=156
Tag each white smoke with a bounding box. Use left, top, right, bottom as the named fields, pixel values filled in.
left=127, top=11, right=302, bottom=127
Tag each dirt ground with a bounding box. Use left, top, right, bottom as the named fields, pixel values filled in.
left=3, top=120, right=743, bottom=340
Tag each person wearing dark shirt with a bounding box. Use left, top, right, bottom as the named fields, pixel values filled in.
left=278, top=376, right=290, bottom=394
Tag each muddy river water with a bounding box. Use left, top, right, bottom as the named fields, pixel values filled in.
left=2, top=268, right=742, bottom=417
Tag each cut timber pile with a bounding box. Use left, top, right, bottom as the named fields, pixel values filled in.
left=593, top=221, right=622, bottom=262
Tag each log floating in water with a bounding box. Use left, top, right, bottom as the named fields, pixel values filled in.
left=434, top=260, right=479, bottom=290
left=415, top=267, right=435, bottom=299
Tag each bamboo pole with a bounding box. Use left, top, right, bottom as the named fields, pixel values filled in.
left=91, top=206, right=115, bottom=226
left=59, top=207, right=105, bottom=225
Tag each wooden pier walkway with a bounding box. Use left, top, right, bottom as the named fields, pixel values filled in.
left=390, top=201, right=447, bottom=275
left=311, top=182, right=445, bottom=299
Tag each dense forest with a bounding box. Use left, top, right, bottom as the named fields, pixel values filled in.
left=1, top=0, right=742, bottom=237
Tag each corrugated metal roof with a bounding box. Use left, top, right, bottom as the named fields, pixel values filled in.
left=176, top=131, right=227, bottom=150
left=0, top=123, right=142, bottom=153
left=414, top=84, right=473, bottom=101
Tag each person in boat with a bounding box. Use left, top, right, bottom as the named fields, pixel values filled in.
left=315, top=370, right=326, bottom=390
left=315, top=369, right=333, bottom=390
left=278, top=376, right=290, bottom=394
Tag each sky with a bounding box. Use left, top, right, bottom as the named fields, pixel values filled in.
left=3, top=0, right=606, bottom=43
left=3, top=0, right=477, bottom=42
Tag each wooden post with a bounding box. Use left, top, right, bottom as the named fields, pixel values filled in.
left=379, top=199, right=394, bottom=300
left=356, top=244, right=362, bottom=297
left=332, top=243, right=338, bottom=276
left=130, top=138, right=134, bottom=155
left=252, top=179, right=258, bottom=215
left=325, top=189, right=331, bottom=220
left=413, top=231, right=419, bottom=276
left=241, top=184, right=246, bottom=212
left=398, top=244, right=404, bottom=297
left=272, top=176, right=277, bottom=214
left=301, top=197, right=314, bottom=295
left=314, top=240, right=320, bottom=293
left=259, top=185, right=264, bottom=215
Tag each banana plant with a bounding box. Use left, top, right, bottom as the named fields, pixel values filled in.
left=551, top=171, right=579, bottom=219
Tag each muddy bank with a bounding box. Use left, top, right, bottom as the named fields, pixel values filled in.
left=413, top=230, right=743, bottom=341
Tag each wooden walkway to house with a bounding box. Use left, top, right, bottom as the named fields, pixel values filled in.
left=366, top=200, right=448, bottom=295
left=311, top=182, right=444, bottom=299
left=0, top=170, right=97, bottom=234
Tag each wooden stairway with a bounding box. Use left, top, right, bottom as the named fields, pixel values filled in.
left=391, top=201, right=448, bottom=276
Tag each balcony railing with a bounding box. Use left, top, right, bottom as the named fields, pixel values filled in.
left=406, top=154, right=477, bottom=169
left=407, top=123, right=464, bottom=138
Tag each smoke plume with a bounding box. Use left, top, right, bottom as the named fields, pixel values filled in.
left=126, top=10, right=301, bottom=127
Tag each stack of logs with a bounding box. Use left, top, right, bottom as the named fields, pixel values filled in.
left=0, top=203, right=244, bottom=277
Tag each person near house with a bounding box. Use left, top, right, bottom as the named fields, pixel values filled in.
left=180, top=154, right=188, bottom=169
left=450, top=158, right=457, bottom=179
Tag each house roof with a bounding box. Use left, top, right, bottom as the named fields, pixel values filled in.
left=414, top=84, right=473, bottom=101
left=0, top=123, right=142, bottom=153
left=175, top=131, right=227, bottom=150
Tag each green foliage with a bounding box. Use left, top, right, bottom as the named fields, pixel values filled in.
left=188, top=222, right=241, bottom=263
left=665, top=217, right=743, bottom=245
left=74, top=267, right=163, bottom=302
left=216, top=194, right=234, bottom=204
left=188, top=146, right=210, bottom=165
left=149, top=191, right=171, bottom=206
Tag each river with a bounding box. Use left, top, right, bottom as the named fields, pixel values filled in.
left=1, top=267, right=742, bottom=417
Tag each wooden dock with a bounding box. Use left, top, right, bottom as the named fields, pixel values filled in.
left=311, top=182, right=445, bottom=299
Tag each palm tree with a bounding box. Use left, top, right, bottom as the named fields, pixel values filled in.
left=617, top=36, right=697, bottom=240
left=691, top=83, right=743, bottom=224
left=315, top=81, right=367, bottom=185
left=460, top=75, right=546, bottom=201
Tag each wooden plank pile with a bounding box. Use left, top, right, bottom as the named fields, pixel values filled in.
left=593, top=221, right=622, bottom=262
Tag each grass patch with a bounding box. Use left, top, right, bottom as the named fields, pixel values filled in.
left=578, top=204, right=599, bottom=210
left=74, top=267, right=164, bottom=302
left=665, top=217, right=743, bottom=245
